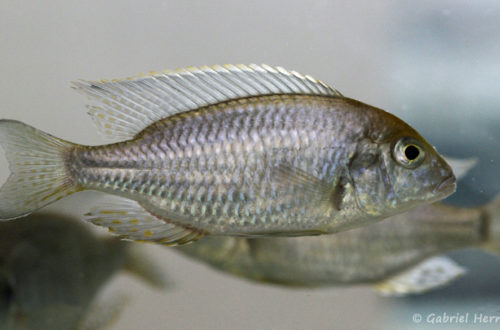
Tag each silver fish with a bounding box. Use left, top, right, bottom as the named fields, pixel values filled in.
left=0, top=64, right=455, bottom=245
left=176, top=196, right=500, bottom=295
left=0, top=212, right=166, bottom=329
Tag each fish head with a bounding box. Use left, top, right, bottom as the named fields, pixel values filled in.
left=385, top=134, right=456, bottom=206
left=348, top=123, right=456, bottom=218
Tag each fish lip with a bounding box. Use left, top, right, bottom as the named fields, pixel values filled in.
left=433, top=175, right=456, bottom=195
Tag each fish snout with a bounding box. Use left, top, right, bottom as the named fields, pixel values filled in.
left=428, top=154, right=457, bottom=199
left=432, top=174, right=456, bottom=196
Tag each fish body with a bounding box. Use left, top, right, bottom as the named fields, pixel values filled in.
left=0, top=65, right=456, bottom=244
left=176, top=196, right=500, bottom=294
left=72, top=95, right=451, bottom=234
left=0, top=213, right=166, bottom=329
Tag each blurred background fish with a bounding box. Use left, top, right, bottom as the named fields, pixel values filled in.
left=175, top=195, right=500, bottom=295
left=0, top=212, right=166, bottom=330
left=171, top=157, right=475, bottom=293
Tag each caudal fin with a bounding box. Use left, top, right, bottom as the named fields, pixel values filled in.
left=481, top=194, right=500, bottom=255
left=0, top=120, right=80, bottom=220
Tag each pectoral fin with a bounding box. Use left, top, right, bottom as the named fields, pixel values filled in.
left=272, top=164, right=345, bottom=211
left=374, top=256, right=466, bottom=296
left=85, top=195, right=204, bottom=246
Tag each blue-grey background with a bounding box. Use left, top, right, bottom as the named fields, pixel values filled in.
left=0, top=0, right=498, bottom=329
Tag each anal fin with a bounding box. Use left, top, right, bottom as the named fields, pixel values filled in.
left=84, top=195, right=204, bottom=246
left=374, top=256, right=466, bottom=296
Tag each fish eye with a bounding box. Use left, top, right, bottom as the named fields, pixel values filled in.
left=404, top=145, right=420, bottom=161
left=393, top=137, right=425, bottom=168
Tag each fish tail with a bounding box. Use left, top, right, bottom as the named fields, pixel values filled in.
left=481, top=194, right=500, bottom=255
left=0, top=120, right=81, bottom=220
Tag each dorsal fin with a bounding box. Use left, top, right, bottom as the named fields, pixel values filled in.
left=72, top=64, right=343, bottom=141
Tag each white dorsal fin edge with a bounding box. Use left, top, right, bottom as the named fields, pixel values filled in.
left=374, top=256, right=466, bottom=296
left=72, top=64, right=343, bottom=141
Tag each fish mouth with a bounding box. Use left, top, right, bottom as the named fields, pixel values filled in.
left=432, top=175, right=456, bottom=196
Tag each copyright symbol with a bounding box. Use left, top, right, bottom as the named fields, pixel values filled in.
left=413, top=313, right=422, bottom=323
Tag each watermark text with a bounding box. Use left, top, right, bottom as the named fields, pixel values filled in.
left=412, top=312, right=500, bottom=325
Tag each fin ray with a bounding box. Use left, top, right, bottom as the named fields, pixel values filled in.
left=0, top=120, right=79, bottom=220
